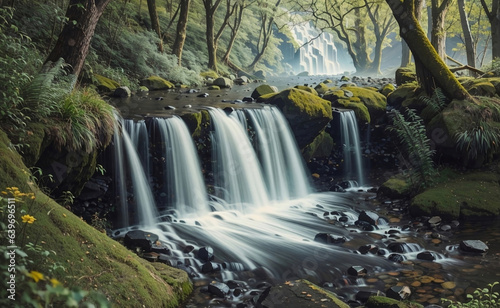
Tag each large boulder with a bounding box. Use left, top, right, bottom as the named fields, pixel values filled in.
left=260, top=88, right=333, bottom=148
left=341, top=86, right=387, bottom=124
left=213, top=77, right=233, bottom=88
left=302, top=130, right=334, bottom=161
left=94, top=74, right=119, bottom=92
left=252, top=84, right=279, bottom=100
left=410, top=171, right=500, bottom=219
left=140, top=76, right=175, bottom=90
left=395, top=66, right=417, bottom=85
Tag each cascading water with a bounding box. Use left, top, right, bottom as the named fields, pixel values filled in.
left=112, top=117, right=157, bottom=226
left=339, top=110, right=365, bottom=186
left=124, top=119, right=150, bottom=179
left=154, top=116, right=210, bottom=216
left=236, top=106, right=310, bottom=200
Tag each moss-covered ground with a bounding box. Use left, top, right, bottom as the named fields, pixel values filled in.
left=0, top=129, right=192, bottom=307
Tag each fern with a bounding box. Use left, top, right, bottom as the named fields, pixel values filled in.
left=419, top=87, right=447, bottom=114
left=455, top=121, right=500, bottom=162
left=388, top=108, right=437, bottom=191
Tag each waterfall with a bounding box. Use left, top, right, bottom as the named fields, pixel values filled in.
left=238, top=106, right=310, bottom=200
left=208, top=107, right=270, bottom=207
left=112, top=116, right=157, bottom=227
left=154, top=116, right=210, bottom=216
left=339, top=110, right=364, bottom=186
left=124, top=120, right=150, bottom=179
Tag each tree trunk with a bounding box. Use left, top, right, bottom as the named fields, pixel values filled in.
left=147, top=0, right=163, bottom=52
left=431, top=0, right=452, bottom=61
left=222, top=3, right=244, bottom=64
left=457, top=0, right=476, bottom=71
left=401, top=0, right=425, bottom=66
left=172, top=0, right=190, bottom=65
left=203, top=0, right=223, bottom=71
left=45, top=0, right=112, bottom=78
left=480, top=0, right=500, bottom=60
left=385, top=0, right=469, bottom=101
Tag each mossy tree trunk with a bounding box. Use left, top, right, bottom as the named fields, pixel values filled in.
left=430, top=0, right=453, bottom=61
left=400, top=0, right=425, bottom=67
left=45, top=0, right=112, bottom=78
left=172, top=0, right=190, bottom=65
left=147, top=0, right=163, bottom=52
left=480, top=0, right=500, bottom=60
left=385, top=0, right=469, bottom=100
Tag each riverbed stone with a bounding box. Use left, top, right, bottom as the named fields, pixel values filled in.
left=113, top=86, right=131, bottom=97
left=208, top=281, right=230, bottom=297
left=314, top=233, right=347, bottom=244
left=123, top=230, right=159, bottom=251
left=459, top=240, right=489, bottom=254
left=214, top=77, right=233, bottom=88
left=386, top=285, right=411, bottom=301
left=359, top=210, right=379, bottom=225
left=197, top=246, right=215, bottom=261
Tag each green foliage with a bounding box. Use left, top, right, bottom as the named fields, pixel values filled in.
left=454, top=121, right=500, bottom=162
left=0, top=188, right=110, bottom=307
left=419, top=87, right=447, bottom=114
left=52, top=88, right=115, bottom=153
left=442, top=282, right=499, bottom=308
left=482, top=59, right=500, bottom=76
left=388, top=108, right=437, bottom=192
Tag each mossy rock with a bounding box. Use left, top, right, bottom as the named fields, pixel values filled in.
left=314, top=82, right=330, bottom=95
left=410, top=171, right=500, bottom=219
left=366, top=296, right=424, bottom=308
left=213, top=77, right=233, bottom=88
left=251, top=84, right=279, bottom=100
left=200, top=70, right=219, bottom=79
left=333, top=98, right=371, bottom=124
left=302, top=130, right=334, bottom=161
left=323, top=89, right=345, bottom=100
left=140, top=76, right=175, bottom=90
left=180, top=112, right=202, bottom=137
left=260, top=88, right=333, bottom=148
left=461, top=78, right=497, bottom=97
left=208, top=85, right=220, bottom=90
left=379, top=83, right=396, bottom=97
left=138, top=86, right=149, bottom=92
left=340, top=75, right=350, bottom=81
left=94, top=74, right=119, bottom=92
left=0, top=129, right=192, bottom=307
left=9, top=122, right=51, bottom=167
left=294, top=85, right=318, bottom=95
left=341, top=86, right=387, bottom=124
left=387, top=82, right=422, bottom=109
left=323, top=79, right=334, bottom=84
left=378, top=175, right=412, bottom=199
left=395, top=66, right=417, bottom=85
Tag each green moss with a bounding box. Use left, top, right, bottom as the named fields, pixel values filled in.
left=410, top=171, right=500, bottom=219
left=302, top=280, right=350, bottom=308
left=0, top=129, right=192, bottom=307
left=94, top=74, right=119, bottom=92
left=251, top=84, right=278, bottom=100
left=294, top=85, right=318, bottom=96
left=380, top=83, right=396, bottom=97
left=302, top=130, right=334, bottom=161
left=366, top=296, right=424, bottom=308
left=140, top=76, right=175, bottom=90
left=387, top=82, right=422, bottom=109
left=334, top=98, right=371, bottom=124
left=208, top=85, right=220, bottom=90
left=342, top=86, right=386, bottom=123
left=323, top=79, right=334, bottom=84
left=180, top=112, right=202, bottom=137
left=461, top=78, right=497, bottom=96
left=378, top=175, right=411, bottom=199
left=200, top=70, right=219, bottom=79
left=395, top=66, right=417, bottom=85
left=314, top=83, right=329, bottom=95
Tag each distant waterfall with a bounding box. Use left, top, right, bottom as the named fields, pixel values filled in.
left=290, top=22, right=340, bottom=75
left=154, top=117, right=210, bottom=216
left=238, top=106, right=310, bottom=200
left=339, top=110, right=364, bottom=186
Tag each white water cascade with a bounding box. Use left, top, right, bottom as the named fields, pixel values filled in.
left=154, top=116, right=210, bottom=216
left=236, top=106, right=310, bottom=200
left=289, top=22, right=340, bottom=75
left=339, top=110, right=365, bottom=186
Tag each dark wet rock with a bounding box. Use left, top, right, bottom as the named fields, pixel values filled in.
left=156, top=97, right=164, bottom=100
left=329, top=184, right=346, bottom=192
left=314, top=233, right=347, bottom=244
left=142, top=252, right=159, bottom=262
left=251, top=286, right=271, bottom=305
left=388, top=253, right=406, bottom=263
left=163, top=105, right=176, bottom=110
left=386, top=285, right=411, bottom=301
left=186, top=88, right=199, bottom=94
left=175, top=262, right=198, bottom=277
left=183, top=245, right=195, bottom=254
left=113, top=86, right=131, bottom=97
left=208, top=281, right=230, bottom=297
left=347, top=266, right=367, bottom=277
left=359, top=244, right=379, bottom=255
left=359, top=210, right=379, bottom=225
left=459, top=240, right=489, bottom=254
left=197, top=246, right=215, bottom=261
left=223, top=107, right=235, bottom=114
left=339, top=181, right=358, bottom=189
left=417, top=251, right=436, bottom=261
left=150, top=242, right=170, bottom=254
left=242, top=96, right=254, bottom=102
left=355, top=290, right=384, bottom=302
left=387, top=242, right=407, bottom=253
left=222, top=262, right=245, bottom=271
left=355, top=220, right=375, bottom=231
left=123, top=230, right=159, bottom=251
left=197, top=93, right=209, bottom=97
left=201, top=261, right=222, bottom=273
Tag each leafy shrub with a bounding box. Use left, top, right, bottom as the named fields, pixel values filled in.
left=442, top=282, right=499, bottom=307
left=455, top=121, right=500, bottom=162
left=482, top=59, right=500, bottom=76
left=388, top=108, right=437, bottom=191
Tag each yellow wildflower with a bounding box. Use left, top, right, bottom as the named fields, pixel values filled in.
left=50, top=278, right=60, bottom=287
left=21, top=215, right=36, bottom=224
left=1, top=191, right=6, bottom=195
left=29, top=271, right=44, bottom=283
